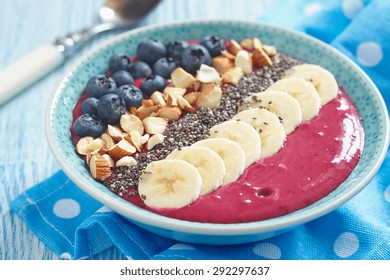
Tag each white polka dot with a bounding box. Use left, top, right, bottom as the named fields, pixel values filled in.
left=126, top=256, right=134, bottom=260
left=303, top=2, right=324, bottom=17
left=253, top=242, right=281, bottom=259
left=60, top=252, right=72, bottom=259
left=333, top=232, right=360, bottom=258
left=356, top=41, right=383, bottom=67
left=170, top=244, right=196, bottom=250
left=384, top=185, right=390, bottom=203
left=96, top=206, right=113, bottom=213
left=342, top=0, right=364, bottom=19
left=53, top=198, right=81, bottom=219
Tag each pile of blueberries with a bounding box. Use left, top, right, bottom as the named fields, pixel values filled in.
left=73, top=35, right=226, bottom=139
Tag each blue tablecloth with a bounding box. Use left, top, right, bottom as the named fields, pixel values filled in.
left=10, top=0, right=390, bottom=260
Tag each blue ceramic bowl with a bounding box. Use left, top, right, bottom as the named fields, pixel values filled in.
left=45, top=20, right=389, bottom=245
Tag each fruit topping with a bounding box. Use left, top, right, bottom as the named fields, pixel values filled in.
left=116, top=84, right=144, bottom=109
left=73, top=113, right=106, bottom=138
left=140, top=75, right=166, bottom=96
left=111, top=70, right=134, bottom=87
left=86, top=74, right=117, bottom=99
left=108, top=53, right=131, bottom=72
left=152, top=57, right=177, bottom=79
left=200, top=35, right=226, bottom=57
left=80, top=97, right=99, bottom=116
left=129, top=61, right=152, bottom=79
left=97, top=93, right=126, bottom=124
left=180, top=44, right=212, bottom=74
left=136, top=38, right=167, bottom=65
left=165, top=40, right=189, bottom=62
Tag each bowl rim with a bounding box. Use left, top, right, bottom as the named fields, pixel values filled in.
left=45, top=19, right=389, bottom=236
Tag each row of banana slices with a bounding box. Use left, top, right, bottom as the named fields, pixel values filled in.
left=138, top=64, right=339, bottom=209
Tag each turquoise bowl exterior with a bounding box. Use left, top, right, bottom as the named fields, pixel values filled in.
left=46, top=20, right=389, bottom=245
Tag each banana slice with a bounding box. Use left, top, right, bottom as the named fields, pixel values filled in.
left=193, top=138, right=245, bottom=185
left=269, top=77, right=321, bottom=121
left=240, top=90, right=302, bottom=135
left=232, top=108, right=286, bottom=157
left=138, top=159, right=202, bottom=209
left=166, top=146, right=225, bottom=196
left=283, top=64, right=338, bottom=105
left=209, top=120, right=261, bottom=168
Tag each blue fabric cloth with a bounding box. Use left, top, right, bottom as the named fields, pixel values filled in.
left=10, top=0, right=390, bottom=260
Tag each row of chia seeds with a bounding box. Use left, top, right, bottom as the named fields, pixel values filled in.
left=105, top=53, right=302, bottom=197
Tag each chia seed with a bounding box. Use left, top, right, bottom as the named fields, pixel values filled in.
left=105, top=52, right=302, bottom=196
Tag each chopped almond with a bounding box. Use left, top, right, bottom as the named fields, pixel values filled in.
left=150, top=91, right=167, bottom=107
left=147, top=134, right=165, bottom=150
left=157, top=106, right=182, bottom=121
left=89, top=154, right=112, bottom=181
left=136, top=105, right=159, bottom=120
left=142, top=99, right=154, bottom=107
left=252, top=47, right=273, bottom=67
left=171, top=67, right=197, bottom=88
left=106, top=125, right=124, bottom=142
left=196, top=86, right=222, bottom=109
left=107, top=139, right=136, bottom=159
left=196, top=64, right=221, bottom=83
left=262, top=45, right=277, bottom=57
left=212, top=56, right=234, bottom=74
left=87, top=138, right=106, bottom=151
left=227, top=39, right=243, bottom=55
left=235, top=50, right=253, bottom=74
left=184, top=91, right=201, bottom=104
left=76, top=136, right=94, bottom=155
left=100, top=133, right=115, bottom=148
left=143, top=117, right=168, bottom=135
left=120, top=114, right=144, bottom=135
left=253, top=37, right=262, bottom=49
left=116, top=156, right=137, bottom=167
left=222, top=67, right=244, bottom=85
left=240, top=38, right=254, bottom=50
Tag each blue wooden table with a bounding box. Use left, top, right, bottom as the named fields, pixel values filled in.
left=0, top=0, right=272, bottom=260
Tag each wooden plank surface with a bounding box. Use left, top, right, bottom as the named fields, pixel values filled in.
left=0, top=0, right=272, bottom=260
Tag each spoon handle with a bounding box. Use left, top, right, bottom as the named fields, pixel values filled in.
left=0, top=44, right=64, bottom=105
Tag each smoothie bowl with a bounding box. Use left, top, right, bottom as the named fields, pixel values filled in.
left=45, top=20, right=389, bottom=245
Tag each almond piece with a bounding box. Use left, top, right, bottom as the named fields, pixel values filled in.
left=196, top=64, right=221, bottom=83
left=116, top=156, right=138, bottom=167
left=227, top=39, right=243, bottom=55
left=140, top=133, right=150, bottom=144
left=222, top=67, right=244, bottom=85
left=220, top=50, right=236, bottom=61
left=196, top=85, right=222, bottom=109
left=87, top=138, right=106, bottom=151
left=107, top=125, right=124, bottom=142
left=142, top=99, right=154, bottom=107
left=89, top=154, right=112, bottom=181
left=200, top=83, right=216, bottom=94
left=252, top=47, right=273, bottom=67
left=136, top=105, right=159, bottom=120
left=99, top=133, right=114, bottom=148
left=262, top=45, right=277, bottom=57
left=235, top=50, right=253, bottom=74
left=143, top=117, right=168, bottom=135
left=176, top=95, right=192, bottom=110
left=240, top=38, right=254, bottom=50
left=184, top=91, right=201, bottom=104
left=107, top=139, right=136, bottom=159
left=127, top=130, right=143, bottom=152
left=171, top=67, right=197, bottom=88
left=100, top=133, right=115, bottom=148
left=253, top=37, right=263, bottom=49
left=102, top=154, right=115, bottom=167
left=156, top=106, right=182, bottom=121
left=212, top=56, right=234, bottom=74
left=76, top=136, right=94, bottom=155
left=150, top=91, right=167, bottom=107
left=147, top=134, right=166, bottom=150
left=120, top=114, right=144, bottom=135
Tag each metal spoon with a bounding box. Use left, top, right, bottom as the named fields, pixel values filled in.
left=0, top=0, right=160, bottom=105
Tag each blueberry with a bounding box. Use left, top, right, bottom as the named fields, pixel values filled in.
left=85, top=74, right=117, bottom=98
left=97, top=93, right=126, bottom=124
left=136, top=38, right=167, bottom=65
left=140, top=75, right=166, bottom=96
left=200, top=35, right=226, bottom=57
left=80, top=97, right=99, bottom=116
left=152, top=57, right=177, bottom=79
left=129, top=61, right=152, bottom=79
left=73, top=113, right=106, bottom=138
left=180, top=44, right=212, bottom=74
left=166, top=40, right=189, bottom=62
left=116, top=85, right=144, bottom=109
left=112, top=70, right=134, bottom=87
left=108, top=53, right=131, bottom=72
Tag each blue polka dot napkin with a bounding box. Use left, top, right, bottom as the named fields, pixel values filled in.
left=11, top=0, right=390, bottom=260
